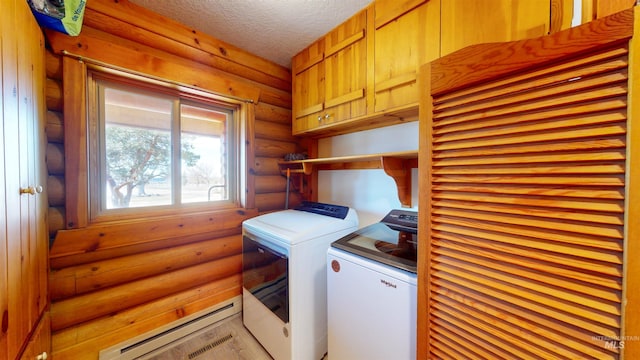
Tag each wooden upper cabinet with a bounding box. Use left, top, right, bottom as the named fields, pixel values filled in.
left=373, top=0, right=441, bottom=112
left=290, top=0, right=566, bottom=137
left=292, top=8, right=367, bottom=135
left=440, top=0, right=552, bottom=57
left=292, top=38, right=325, bottom=134
left=324, top=9, right=368, bottom=125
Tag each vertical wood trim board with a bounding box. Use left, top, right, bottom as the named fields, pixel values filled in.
left=420, top=8, right=636, bottom=360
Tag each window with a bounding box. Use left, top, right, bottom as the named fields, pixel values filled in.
left=87, top=71, right=242, bottom=220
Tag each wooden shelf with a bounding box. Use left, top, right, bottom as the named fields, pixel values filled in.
left=279, top=150, right=418, bottom=207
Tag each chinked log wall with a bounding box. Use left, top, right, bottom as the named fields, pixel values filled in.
left=44, top=0, right=302, bottom=358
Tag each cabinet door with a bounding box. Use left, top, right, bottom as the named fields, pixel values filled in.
left=323, top=8, right=367, bottom=124
left=374, top=0, right=440, bottom=112
left=441, top=0, right=551, bottom=56
left=292, top=39, right=325, bottom=134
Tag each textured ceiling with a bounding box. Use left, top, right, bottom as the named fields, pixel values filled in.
left=129, top=0, right=373, bottom=69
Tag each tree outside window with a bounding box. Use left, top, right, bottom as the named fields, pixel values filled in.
left=89, top=73, right=237, bottom=219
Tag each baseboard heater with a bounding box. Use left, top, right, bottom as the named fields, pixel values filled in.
left=99, top=295, right=242, bottom=360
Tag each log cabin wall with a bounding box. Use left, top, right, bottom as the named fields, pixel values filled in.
left=42, top=0, right=299, bottom=358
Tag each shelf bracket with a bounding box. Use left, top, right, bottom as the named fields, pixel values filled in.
left=381, top=156, right=413, bottom=208
left=302, top=163, right=313, bottom=175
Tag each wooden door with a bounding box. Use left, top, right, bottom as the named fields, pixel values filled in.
left=3, top=0, right=27, bottom=357
left=323, top=8, right=367, bottom=124
left=2, top=1, right=48, bottom=359
left=419, top=8, right=638, bottom=359
left=0, top=2, right=8, bottom=358
left=374, top=0, right=440, bottom=113
left=19, top=313, right=50, bottom=360
left=440, top=0, right=552, bottom=57
left=292, top=39, right=325, bottom=134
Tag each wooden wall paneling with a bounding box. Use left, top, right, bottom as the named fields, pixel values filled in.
left=51, top=254, right=241, bottom=331
left=252, top=136, right=298, bottom=210
left=48, top=206, right=65, bottom=239
left=255, top=192, right=302, bottom=212
left=47, top=27, right=261, bottom=104
left=45, top=51, right=62, bottom=81
left=45, top=143, right=64, bottom=175
left=62, top=57, right=87, bottom=230
left=49, top=227, right=242, bottom=270
left=45, top=78, right=63, bottom=112
left=49, top=209, right=254, bottom=259
left=47, top=175, right=65, bottom=207
left=420, top=8, right=635, bottom=359
left=252, top=101, right=298, bottom=208
left=255, top=175, right=288, bottom=194
left=46, top=110, right=64, bottom=143
left=623, top=5, right=640, bottom=355
left=244, top=102, right=256, bottom=210
left=252, top=157, right=283, bottom=176
left=255, top=102, right=292, bottom=125
left=49, top=234, right=241, bottom=300
left=52, top=275, right=241, bottom=358
left=254, top=119, right=297, bottom=143
left=41, top=0, right=294, bottom=356
left=258, top=87, right=292, bottom=109
left=254, top=138, right=296, bottom=159
left=81, top=8, right=291, bottom=93
left=86, top=0, right=290, bottom=88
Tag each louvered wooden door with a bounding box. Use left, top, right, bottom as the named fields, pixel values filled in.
left=418, top=8, right=640, bottom=359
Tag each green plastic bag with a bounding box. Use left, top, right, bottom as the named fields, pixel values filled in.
left=28, top=0, right=87, bottom=36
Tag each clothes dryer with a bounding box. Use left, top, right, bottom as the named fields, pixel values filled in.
left=242, top=202, right=358, bottom=360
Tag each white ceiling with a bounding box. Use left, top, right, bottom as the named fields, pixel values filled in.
left=129, top=0, right=373, bottom=69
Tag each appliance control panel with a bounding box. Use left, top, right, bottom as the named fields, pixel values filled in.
left=295, top=201, right=349, bottom=219
left=381, top=209, right=419, bottom=233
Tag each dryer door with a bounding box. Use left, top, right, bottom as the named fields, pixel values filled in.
left=242, top=235, right=289, bottom=323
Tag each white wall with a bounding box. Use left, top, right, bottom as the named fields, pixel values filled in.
left=317, top=121, right=419, bottom=227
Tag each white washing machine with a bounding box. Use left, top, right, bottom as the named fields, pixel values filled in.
left=327, top=209, right=418, bottom=360
left=242, top=202, right=358, bottom=360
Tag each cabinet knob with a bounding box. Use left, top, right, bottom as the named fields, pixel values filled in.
left=19, top=185, right=43, bottom=195
left=317, top=115, right=322, bottom=122
left=36, top=352, right=48, bottom=360
left=324, top=113, right=331, bottom=120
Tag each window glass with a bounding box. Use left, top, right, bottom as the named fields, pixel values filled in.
left=89, top=72, right=240, bottom=220
left=180, top=104, right=230, bottom=204
left=103, top=87, right=173, bottom=209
